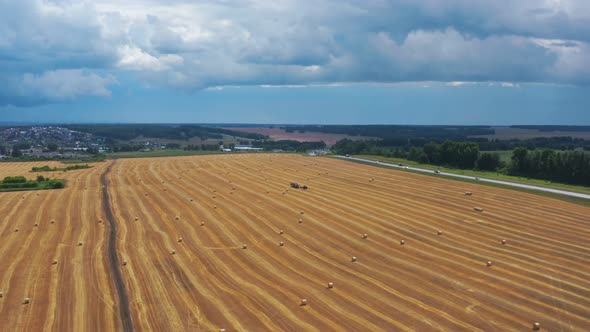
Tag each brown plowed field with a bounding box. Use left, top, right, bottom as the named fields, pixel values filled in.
left=1, top=154, right=589, bottom=331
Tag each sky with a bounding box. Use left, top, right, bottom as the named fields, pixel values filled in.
left=1, top=0, right=589, bottom=125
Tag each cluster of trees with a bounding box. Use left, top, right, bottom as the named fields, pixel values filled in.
left=252, top=140, right=326, bottom=152
left=0, top=176, right=64, bottom=190
left=1, top=142, right=32, bottom=157
left=112, top=144, right=145, bottom=152
left=509, top=148, right=590, bottom=186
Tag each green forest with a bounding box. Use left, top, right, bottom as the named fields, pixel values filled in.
left=333, top=139, right=590, bottom=186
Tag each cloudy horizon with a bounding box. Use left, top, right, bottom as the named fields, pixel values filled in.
left=1, top=0, right=589, bottom=124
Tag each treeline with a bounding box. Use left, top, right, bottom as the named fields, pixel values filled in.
left=478, top=137, right=589, bottom=151
left=333, top=138, right=590, bottom=186
left=512, top=125, right=590, bottom=132
left=65, top=124, right=267, bottom=141
left=184, top=144, right=223, bottom=151
left=334, top=139, right=490, bottom=169
left=252, top=140, right=326, bottom=152
left=112, top=144, right=145, bottom=152
left=283, top=125, right=589, bottom=150
left=509, top=148, right=590, bottom=186
left=0, top=176, right=65, bottom=191
left=284, top=125, right=494, bottom=140
left=31, top=164, right=92, bottom=172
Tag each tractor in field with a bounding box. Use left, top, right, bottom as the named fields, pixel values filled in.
left=290, top=182, right=309, bottom=190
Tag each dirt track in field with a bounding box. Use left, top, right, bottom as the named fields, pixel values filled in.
left=1, top=154, right=589, bottom=331
left=101, top=161, right=134, bottom=332
left=0, top=161, right=118, bottom=331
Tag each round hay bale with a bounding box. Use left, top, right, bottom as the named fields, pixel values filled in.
left=437, top=230, right=443, bottom=235
left=171, top=250, right=176, bottom=255
left=362, top=234, right=368, bottom=239
left=242, top=244, right=248, bottom=249
left=50, top=220, right=55, bottom=224
left=300, top=299, right=307, bottom=306
left=175, top=216, right=180, bottom=220
left=279, top=241, right=284, bottom=247
left=300, top=210, right=304, bottom=215
left=501, top=239, right=507, bottom=245
left=98, top=219, right=103, bottom=224
left=298, top=219, right=303, bottom=224
left=52, top=260, right=58, bottom=265
left=23, top=297, right=30, bottom=304
left=0, top=291, right=3, bottom=298
left=78, top=241, right=83, bottom=246
left=34, top=223, right=38, bottom=227
left=532, top=322, right=541, bottom=330
left=327, top=282, right=334, bottom=289
left=351, top=256, right=357, bottom=262
left=200, top=221, right=205, bottom=226
left=400, top=240, right=406, bottom=245
left=474, top=207, right=484, bottom=212
left=122, top=260, right=127, bottom=266
left=486, top=261, right=493, bottom=267
left=214, top=205, right=217, bottom=209
left=14, top=228, right=19, bottom=232
left=279, top=230, right=284, bottom=235
left=213, top=195, right=216, bottom=199
left=220, top=329, right=226, bottom=332
left=134, top=217, right=139, bottom=221
left=178, top=237, right=183, bottom=243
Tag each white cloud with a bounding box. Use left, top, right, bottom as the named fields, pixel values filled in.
left=447, top=82, right=477, bottom=87
left=117, top=45, right=183, bottom=71
left=2, top=0, right=590, bottom=106
left=18, top=69, right=116, bottom=102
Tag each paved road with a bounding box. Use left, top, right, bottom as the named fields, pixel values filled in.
left=336, top=155, right=590, bottom=200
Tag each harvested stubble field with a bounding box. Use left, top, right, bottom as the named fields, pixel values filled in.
left=0, top=154, right=589, bottom=331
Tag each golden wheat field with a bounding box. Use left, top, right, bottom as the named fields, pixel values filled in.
left=0, top=154, right=589, bottom=331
